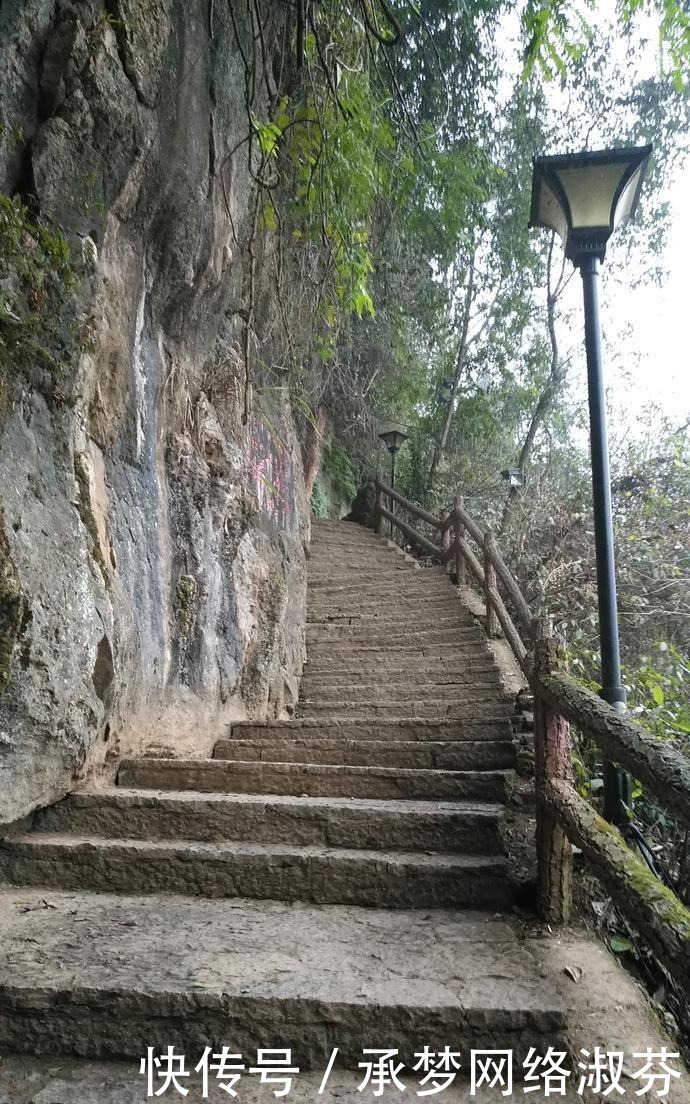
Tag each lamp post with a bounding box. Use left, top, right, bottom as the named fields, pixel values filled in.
left=378, top=426, right=409, bottom=490
left=529, top=144, right=652, bottom=825
left=501, top=467, right=526, bottom=489
left=440, top=377, right=455, bottom=403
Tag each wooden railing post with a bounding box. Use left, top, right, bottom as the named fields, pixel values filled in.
left=533, top=616, right=573, bottom=924
left=441, top=507, right=451, bottom=567
left=454, top=496, right=465, bottom=585
left=374, top=481, right=383, bottom=534
left=483, top=531, right=499, bottom=637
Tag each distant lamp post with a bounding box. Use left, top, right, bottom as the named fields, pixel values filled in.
left=501, top=467, right=525, bottom=489
left=529, top=144, right=652, bottom=825
left=440, top=377, right=454, bottom=403
left=378, top=425, right=409, bottom=490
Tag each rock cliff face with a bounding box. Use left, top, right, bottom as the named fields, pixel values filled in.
left=0, top=0, right=308, bottom=823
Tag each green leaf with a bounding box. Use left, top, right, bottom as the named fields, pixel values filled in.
left=652, top=685, right=665, bottom=706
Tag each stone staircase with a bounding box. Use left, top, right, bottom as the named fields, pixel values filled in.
left=0, top=518, right=567, bottom=1065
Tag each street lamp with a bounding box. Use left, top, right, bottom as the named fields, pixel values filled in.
left=529, top=144, right=652, bottom=825
left=440, top=377, right=455, bottom=403
left=378, top=425, right=409, bottom=489
left=502, top=467, right=526, bottom=489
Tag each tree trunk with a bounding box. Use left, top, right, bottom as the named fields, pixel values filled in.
left=426, top=256, right=475, bottom=499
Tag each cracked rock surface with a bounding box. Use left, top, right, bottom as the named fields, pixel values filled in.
left=0, top=0, right=307, bottom=822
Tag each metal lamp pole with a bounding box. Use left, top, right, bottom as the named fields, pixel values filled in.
left=529, top=144, right=652, bottom=825
left=579, top=256, right=631, bottom=822
left=378, top=427, right=409, bottom=494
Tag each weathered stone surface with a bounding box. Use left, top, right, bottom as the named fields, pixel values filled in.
left=0, top=521, right=687, bottom=1086
left=304, top=652, right=498, bottom=672
left=0, top=1, right=308, bottom=822
left=527, top=933, right=690, bottom=1104
left=306, top=626, right=482, bottom=645
left=305, top=647, right=493, bottom=666
left=212, top=736, right=516, bottom=770
left=301, top=671, right=499, bottom=692
left=0, top=1060, right=593, bottom=1103
left=299, top=683, right=502, bottom=704
left=228, top=719, right=514, bottom=741
left=117, top=757, right=511, bottom=802
left=306, top=632, right=486, bottom=651
left=0, top=889, right=564, bottom=1062
left=295, top=701, right=514, bottom=722
left=34, top=788, right=506, bottom=852
left=0, top=834, right=511, bottom=907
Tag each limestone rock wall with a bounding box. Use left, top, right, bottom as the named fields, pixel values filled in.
left=0, top=0, right=308, bottom=823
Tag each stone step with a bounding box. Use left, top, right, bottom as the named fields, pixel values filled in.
left=0, top=835, right=511, bottom=909
left=301, top=667, right=498, bottom=688
left=305, top=657, right=491, bottom=673
left=300, top=677, right=500, bottom=697
left=304, top=653, right=497, bottom=673
left=306, top=617, right=473, bottom=634
left=0, top=888, right=565, bottom=1062
left=308, top=564, right=423, bottom=578
left=304, top=587, right=457, bottom=604
left=311, top=521, right=377, bottom=533
left=307, top=580, right=454, bottom=595
left=311, top=546, right=409, bottom=557
left=0, top=1060, right=593, bottom=1099
left=299, top=683, right=502, bottom=704
left=309, top=537, right=406, bottom=547
left=310, top=533, right=389, bottom=546
left=304, top=652, right=493, bottom=669
left=300, top=684, right=505, bottom=702
left=308, top=557, right=418, bottom=569
left=306, top=628, right=486, bottom=647
left=296, top=704, right=513, bottom=723
left=306, top=622, right=480, bottom=640
left=307, top=606, right=474, bottom=622
left=117, top=757, right=510, bottom=802
left=313, top=588, right=442, bottom=600
left=212, top=736, right=515, bottom=771
left=309, top=562, right=447, bottom=573
left=33, top=788, right=507, bottom=852
left=228, top=719, right=514, bottom=741
left=307, top=599, right=462, bottom=616
left=310, top=544, right=399, bottom=557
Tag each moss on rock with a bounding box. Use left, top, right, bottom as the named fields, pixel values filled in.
left=0, top=507, right=24, bottom=694
left=0, top=192, right=79, bottom=420
left=175, top=574, right=198, bottom=640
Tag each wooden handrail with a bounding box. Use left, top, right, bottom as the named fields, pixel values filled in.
left=372, top=476, right=690, bottom=956
left=374, top=479, right=534, bottom=673
left=488, top=584, right=529, bottom=673
left=490, top=546, right=532, bottom=634
left=378, top=506, right=442, bottom=559
left=374, top=478, right=442, bottom=529
left=454, top=501, right=484, bottom=547
left=375, top=480, right=532, bottom=670
left=533, top=670, right=690, bottom=825
left=544, top=778, right=690, bottom=990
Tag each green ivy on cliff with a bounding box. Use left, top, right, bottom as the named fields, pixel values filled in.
left=0, top=193, right=78, bottom=416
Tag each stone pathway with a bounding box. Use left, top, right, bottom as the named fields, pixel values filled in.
left=0, top=519, right=686, bottom=1100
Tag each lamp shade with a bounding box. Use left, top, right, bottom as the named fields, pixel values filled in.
left=529, top=145, right=652, bottom=263
left=501, top=467, right=525, bottom=488
left=378, top=426, right=409, bottom=454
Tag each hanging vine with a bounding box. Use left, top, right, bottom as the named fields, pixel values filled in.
left=221, top=0, right=489, bottom=435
